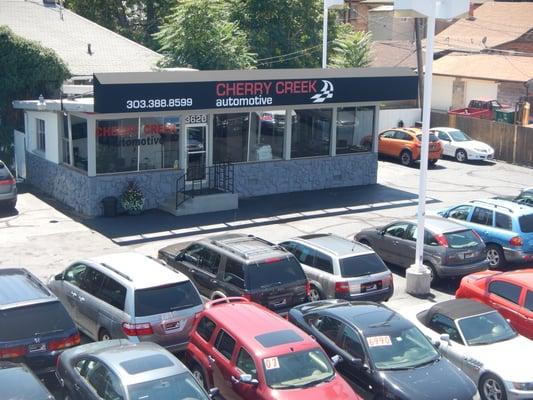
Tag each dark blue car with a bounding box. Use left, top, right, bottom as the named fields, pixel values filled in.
left=0, top=268, right=80, bottom=376
left=289, top=300, right=477, bottom=400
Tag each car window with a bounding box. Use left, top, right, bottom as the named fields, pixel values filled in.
left=404, top=224, right=417, bottom=241
left=279, top=241, right=300, bottom=257
left=215, top=330, right=236, bottom=360
left=247, top=257, right=306, bottom=289
left=98, top=277, right=126, bottom=310
left=314, top=252, right=334, bottom=274
left=134, top=281, right=202, bottom=317
left=236, top=348, right=257, bottom=380
left=394, top=131, right=412, bottom=141
left=64, top=264, right=86, bottom=287
left=223, top=258, right=246, bottom=289
left=76, top=359, right=88, bottom=376
left=313, top=315, right=343, bottom=341
left=470, top=207, right=494, bottom=226
left=428, top=313, right=463, bottom=344
left=197, top=317, right=217, bottom=342
left=437, top=131, right=450, bottom=141
left=489, top=280, right=521, bottom=305
left=525, top=291, right=533, bottom=312
left=415, top=133, right=439, bottom=142
left=197, top=248, right=221, bottom=275
left=339, top=253, right=388, bottom=277
left=384, top=223, right=410, bottom=239
left=292, top=243, right=316, bottom=266
left=380, top=130, right=396, bottom=139
left=85, top=361, right=125, bottom=400
left=495, top=212, right=513, bottom=230
left=448, top=205, right=473, bottom=221
left=340, top=326, right=365, bottom=359
left=518, top=214, right=533, bottom=233
left=444, top=230, right=482, bottom=249
left=80, top=267, right=106, bottom=296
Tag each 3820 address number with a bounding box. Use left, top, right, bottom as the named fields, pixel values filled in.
left=126, top=98, right=193, bottom=110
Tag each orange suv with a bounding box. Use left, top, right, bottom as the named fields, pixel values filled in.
left=377, top=128, right=442, bottom=166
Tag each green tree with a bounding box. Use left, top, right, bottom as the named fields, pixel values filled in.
left=155, top=0, right=256, bottom=70
left=0, top=26, right=69, bottom=164
left=230, top=0, right=340, bottom=69
left=330, top=24, right=373, bottom=68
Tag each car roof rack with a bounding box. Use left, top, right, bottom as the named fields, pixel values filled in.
left=206, top=296, right=249, bottom=309
left=100, top=263, right=132, bottom=281
left=471, top=200, right=515, bottom=214
left=212, top=235, right=283, bottom=260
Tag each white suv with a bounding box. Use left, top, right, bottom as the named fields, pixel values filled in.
left=48, top=252, right=203, bottom=352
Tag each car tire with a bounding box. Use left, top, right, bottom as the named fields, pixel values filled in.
left=480, top=373, right=507, bottom=400
left=426, top=262, right=439, bottom=285
left=428, top=159, right=438, bottom=167
left=486, top=244, right=505, bottom=269
left=309, top=285, right=323, bottom=302
left=98, top=328, right=112, bottom=341
left=191, top=363, right=208, bottom=390
left=455, top=149, right=467, bottom=163
left=400, top=150, right=413, bottom=166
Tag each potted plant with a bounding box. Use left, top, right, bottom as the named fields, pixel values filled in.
left=120, top=181, right=145, bottom=215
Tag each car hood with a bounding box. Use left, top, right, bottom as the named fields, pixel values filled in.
left=459, top=140, right=493, bottom=151
left=380, top=358, right=476, bottom=400
left=465, top=335, right=533, bottom=382
left=269, top=376, right=361, bottom=400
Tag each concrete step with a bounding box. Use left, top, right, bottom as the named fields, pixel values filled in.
left=159, top=192, right=238, bottom=216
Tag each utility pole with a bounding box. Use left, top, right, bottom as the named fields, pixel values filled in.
left=414, top=17, right=424, bottom=109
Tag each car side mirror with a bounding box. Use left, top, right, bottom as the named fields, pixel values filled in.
left=54, top=273, right=63, bottom=281
left=208, top=388, right=220, bottom=398
left=331, top=354, right=343, bottom=366
left=175, top=252, right=185, bottom=261
left=239, top=374, right=259, bottom=386
left=184, top=253, right=198, bottom=264
left=433, top=340, right=441, bottom=348
left=440, top=333, right=451, bottom=344
left=378, top=229, right=385, bottom=236
left=347, top=356, right=364, bottom=369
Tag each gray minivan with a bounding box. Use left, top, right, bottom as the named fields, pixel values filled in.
left=280, top=234, right=394, bottom=302
left=48, top=253, right=203, bottom=352
left=0, top=160, right=17, bottom=209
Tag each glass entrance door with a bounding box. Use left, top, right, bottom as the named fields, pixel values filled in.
left=186, top=124, right=207, bottom=181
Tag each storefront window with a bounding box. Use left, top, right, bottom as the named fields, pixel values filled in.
left=248, top=111, right=285, bottom=162
left=62, top=115, right=70, bottom=165
left=139, top=117, right=180, bottom=170
left=336, top=107, right=375, bottom=154
left=291, top=109, right=332, bottom=158
left=213, top=113, right=249, bottom=164
left=71, top=115, right=88, bottom=171
left=96, top=118, right=139, bottom=174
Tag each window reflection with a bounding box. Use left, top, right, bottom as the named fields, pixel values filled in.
left=291, top=109, right=332, bottom=158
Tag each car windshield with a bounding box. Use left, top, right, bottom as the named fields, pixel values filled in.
left=457, top=311, right=517, bottom=346
left=514, top=192, right=533, bottom=207
left=448, top=130, right=471, bottom=142
left=134, top=281, right=202, bottom=317
left=444, top=230, right=482, bottom=249
left=518, top=214, right=533, bottom=233
left=248, top=257, right=306, bottom=289
left=366, top=326, right=439, bottom=370
left=263, top=348, right=334, bottom=389
left=0, top=301, right=73, bottom=341
left=416, top=133, right=439, bottom=142
left=127, top=372, right=210, bottom=400
left=340, top=253, right=388, bottom=278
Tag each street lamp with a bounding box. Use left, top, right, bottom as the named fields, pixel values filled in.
left=393, top=0, right=469, bottom=296
left=322, top=0, right=344, bottom=68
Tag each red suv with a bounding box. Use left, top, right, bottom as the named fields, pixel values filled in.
left=186, top=298, right=362, bottom=400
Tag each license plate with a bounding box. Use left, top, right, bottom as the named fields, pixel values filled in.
left=362, top=282, right=380, bottom=292
left=464, top=252, right=474, bottom=259
left=28, top=343, right=46, bottom=353
left=164, top=320, right=181, bottom=331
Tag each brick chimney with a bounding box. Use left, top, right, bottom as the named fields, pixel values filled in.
left=467, top=2, right=476, bottom=20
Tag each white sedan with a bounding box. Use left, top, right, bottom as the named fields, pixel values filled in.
left=431, top=127, right=494, bottom=162
left=403, top=298, right=533, bottom=400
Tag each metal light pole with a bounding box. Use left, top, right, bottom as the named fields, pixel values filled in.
left=394, top=0, right=469, bottom=296
left=322, top=0, right=344, bottom=68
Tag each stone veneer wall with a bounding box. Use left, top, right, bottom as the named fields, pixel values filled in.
left=26, top=152, right=377, bottom=216
left=233, top=152, right=378, bottom=198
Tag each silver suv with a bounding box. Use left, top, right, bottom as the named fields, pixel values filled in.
left=279, top=234, right=393, bottom=302
left=48, top=252, right=203, bottom=352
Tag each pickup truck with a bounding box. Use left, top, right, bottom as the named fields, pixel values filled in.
left=448, top=99, right=506, bottom=120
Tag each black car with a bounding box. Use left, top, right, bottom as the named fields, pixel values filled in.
left=288, top=300, right=477, bottom=400
left=0, top=362, right=55, bottom=399
left=0, top=268, right=80, bottom=376
left=158, top=233, right=309, bottom=315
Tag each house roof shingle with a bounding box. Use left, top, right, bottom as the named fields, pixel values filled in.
left=433, top=52, right=533, bottom=83
left=370, top=40, right=417, bottom=69
left=0, top=0, right=162, bottom=76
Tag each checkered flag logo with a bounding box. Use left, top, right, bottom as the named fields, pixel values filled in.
left=311, top=80, right=334, bottom=103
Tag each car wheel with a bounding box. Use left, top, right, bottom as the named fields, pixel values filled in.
left=428, top=159, right=437, bottom=167
left=455, top=149, right=467, bottom=162
left=191, top=363, right=207, bottom=390
left=480, top=373, right=507, bottom=400
left=98, top=328, right=112, bottom=341
left=486, top=244, right=505, bottom=269
left=400, top=150, right=413, bottom=166
left=309, top=285, right=322, bottom=302
left=426, top=263, right=439, bottom=285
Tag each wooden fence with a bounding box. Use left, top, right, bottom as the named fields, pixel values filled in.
left=431, top=111, right=533, bottom=166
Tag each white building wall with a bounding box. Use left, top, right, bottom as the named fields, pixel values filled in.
left=25, top=111, right=60, bottom=163
left=465, top=79, right=498, bottom=104
left=378, top=108, right=421, bottom=131
left=432, top=76, right=454, bottom=111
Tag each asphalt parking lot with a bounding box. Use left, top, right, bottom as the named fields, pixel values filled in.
left=1, top=157, right=532, bottom=399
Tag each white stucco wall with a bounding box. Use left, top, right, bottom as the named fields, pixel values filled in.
left=378, top=108, right=421, bottom=131
left=465, top=79, right=498, bottom=104
left=25, top=111, right=60, bottom=164
left=432, top=76, right=454, bottom=111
